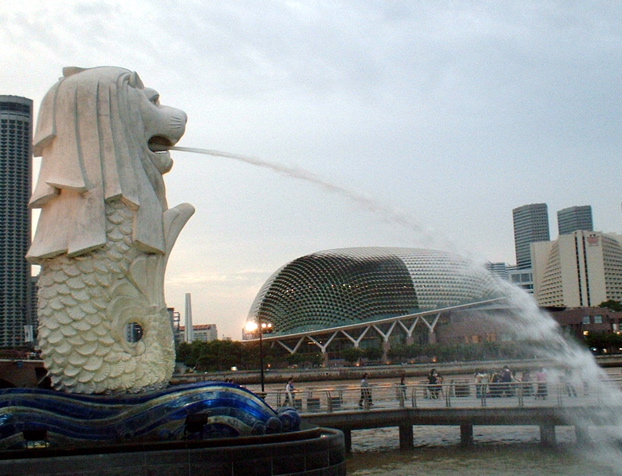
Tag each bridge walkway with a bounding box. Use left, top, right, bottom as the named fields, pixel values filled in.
left=260, top=380, right=620, bottom=451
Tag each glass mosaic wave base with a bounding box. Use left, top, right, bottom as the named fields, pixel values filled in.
left=0, top=381, right=300, bottom=449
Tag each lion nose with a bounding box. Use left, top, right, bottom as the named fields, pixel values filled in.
left=165, top=109, right=187, bottom=141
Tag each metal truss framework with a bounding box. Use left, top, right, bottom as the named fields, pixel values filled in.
left=245, top=298, right=507, bottom=357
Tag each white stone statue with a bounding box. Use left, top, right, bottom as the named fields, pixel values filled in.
left=27, top=66, right=194, bottom=393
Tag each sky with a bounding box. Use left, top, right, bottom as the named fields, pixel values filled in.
left=2, top=1, right=621, bottom=340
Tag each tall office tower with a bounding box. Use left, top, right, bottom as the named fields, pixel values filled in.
left=0, top=96, right=32, bottom=348
left=512, top=203, right=550, bottom=269
left=557, top=205, right=593, bottom=235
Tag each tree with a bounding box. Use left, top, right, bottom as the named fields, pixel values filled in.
left=176, top=340, right=253, bottom=371
left=286, top=353, right=305, bottom=367
left=363, top=347, right=383, bottom=361
left=341, top=347, right=363, bottom=365
left=286, top=352, right=323, bottom=368
left=599, top=300, right=622, bottom=312
left=176, top=341, right=205, bottom=368
left=387, top=344, right=410, bottom=362
left=584, top=332, right=622, bottom=354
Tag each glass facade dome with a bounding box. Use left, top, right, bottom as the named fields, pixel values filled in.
left=247, top=247, right=501, bottom=335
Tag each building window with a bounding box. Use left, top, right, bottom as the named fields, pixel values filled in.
left=594, top=315, right=603, bottom=324
left=582, top=316, right=591, bottom=325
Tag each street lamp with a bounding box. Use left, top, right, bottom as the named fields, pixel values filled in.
left=245, top=318, right=273, bottom=393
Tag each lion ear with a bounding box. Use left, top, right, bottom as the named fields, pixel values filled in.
left=128, top=71, right=144, bottom=89
left=62, top=66, right=87, bottom=78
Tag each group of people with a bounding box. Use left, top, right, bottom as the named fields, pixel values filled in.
left=281, top=365, right=579, bottom=410
left=474, top=366, right=550, bottom=399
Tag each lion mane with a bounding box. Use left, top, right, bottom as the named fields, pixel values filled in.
left=28, top=66, right=187, bottom=260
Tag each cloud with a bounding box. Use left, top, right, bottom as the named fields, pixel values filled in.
left=5, top=1, right=622, bottom=339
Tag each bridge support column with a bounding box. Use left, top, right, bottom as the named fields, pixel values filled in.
left=575, top=425, right=590, bottom=445
left=343, top=429, right=352, bottom=453
left=539, top=424, right=556, bottom=446
left=399, top=424, right=413, bottom=450
left=460, top=423, right=474, bottom=447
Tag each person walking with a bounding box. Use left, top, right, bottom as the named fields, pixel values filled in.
left=474, top=370, right=488, bottom=399
left=563, top=367, right=578, bottom=397
left=500, top=366, right=513, bottom=397
left=535, top=368, right=548, bottom=400
left=520, top=370, right=533, bottom=397
left=285, top=377, right=295, bottom=406
left=359, top=373, right=373, bottom=408
left=398, top=374, right=407, bottom=405
left=427, top=369, right=443, bottom=399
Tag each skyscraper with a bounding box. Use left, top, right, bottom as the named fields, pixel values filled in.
left=512, top=203, right=550, bottom=269
left=557, top=205, right=593, bottom=235
left=0, top=96, right=32, bottom=348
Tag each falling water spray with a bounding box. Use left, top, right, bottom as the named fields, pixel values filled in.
left=174, top=145, right=622, bottom=469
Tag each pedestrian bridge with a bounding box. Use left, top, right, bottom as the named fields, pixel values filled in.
left=259, top=379, right=621, bottom=451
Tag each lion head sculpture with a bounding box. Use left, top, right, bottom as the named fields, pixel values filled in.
left=28, top=66, right=188, bottom=260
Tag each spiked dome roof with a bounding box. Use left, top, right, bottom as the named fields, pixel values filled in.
left=247, top=247, right=501, bottom=335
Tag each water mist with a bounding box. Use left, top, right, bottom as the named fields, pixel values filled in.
left=174, top=145, right=622, bottom=470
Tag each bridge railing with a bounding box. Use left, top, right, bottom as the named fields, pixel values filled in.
left=263, top=378, right=619, bottom=413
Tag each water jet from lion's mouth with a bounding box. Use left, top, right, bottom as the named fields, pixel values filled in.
left=171, top=145, right=453, bottom=251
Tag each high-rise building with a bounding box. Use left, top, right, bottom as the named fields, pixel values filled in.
left=557, top=205, right=593, bottom=235
left=532, top=231, right=622, bottom=307
left=0, top=96, right=33, bottom=348
left=512, top=203, right=550, bottom=269
left=485, top=262, right=509, bottom=281
left=178, top=324, right=218, bottom=343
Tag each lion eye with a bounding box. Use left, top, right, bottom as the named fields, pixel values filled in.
left=149, top=93, right=160, bottom=105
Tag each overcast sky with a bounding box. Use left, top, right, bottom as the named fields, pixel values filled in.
left=2, top=1, right=621, bottom=339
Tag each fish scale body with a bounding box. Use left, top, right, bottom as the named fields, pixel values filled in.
left=36, top=200, right=175, bottom=393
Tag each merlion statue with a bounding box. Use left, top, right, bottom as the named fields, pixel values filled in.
left=27, top=66, right=195, bottom=393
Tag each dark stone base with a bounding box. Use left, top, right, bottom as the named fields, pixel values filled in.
left=0, top=427, right=345, bottom=476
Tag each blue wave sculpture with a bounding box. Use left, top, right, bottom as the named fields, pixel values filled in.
left=0, top=382, right=300, bottom=449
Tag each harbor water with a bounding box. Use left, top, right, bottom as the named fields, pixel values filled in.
left=346, top=426, right=618, bottom=475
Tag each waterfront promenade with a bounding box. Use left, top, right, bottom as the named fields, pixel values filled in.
left=259, top=379, right=622, bottom=452
left=172, top=355, right=622, bottom=387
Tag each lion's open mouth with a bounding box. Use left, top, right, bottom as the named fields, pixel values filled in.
left=148, top=135, right=174, bottom=153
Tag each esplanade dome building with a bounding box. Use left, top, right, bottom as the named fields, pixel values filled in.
left=247, top=247, right=503, bottom=336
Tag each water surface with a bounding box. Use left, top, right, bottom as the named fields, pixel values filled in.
left=347, top=426, right=619, bottom=475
